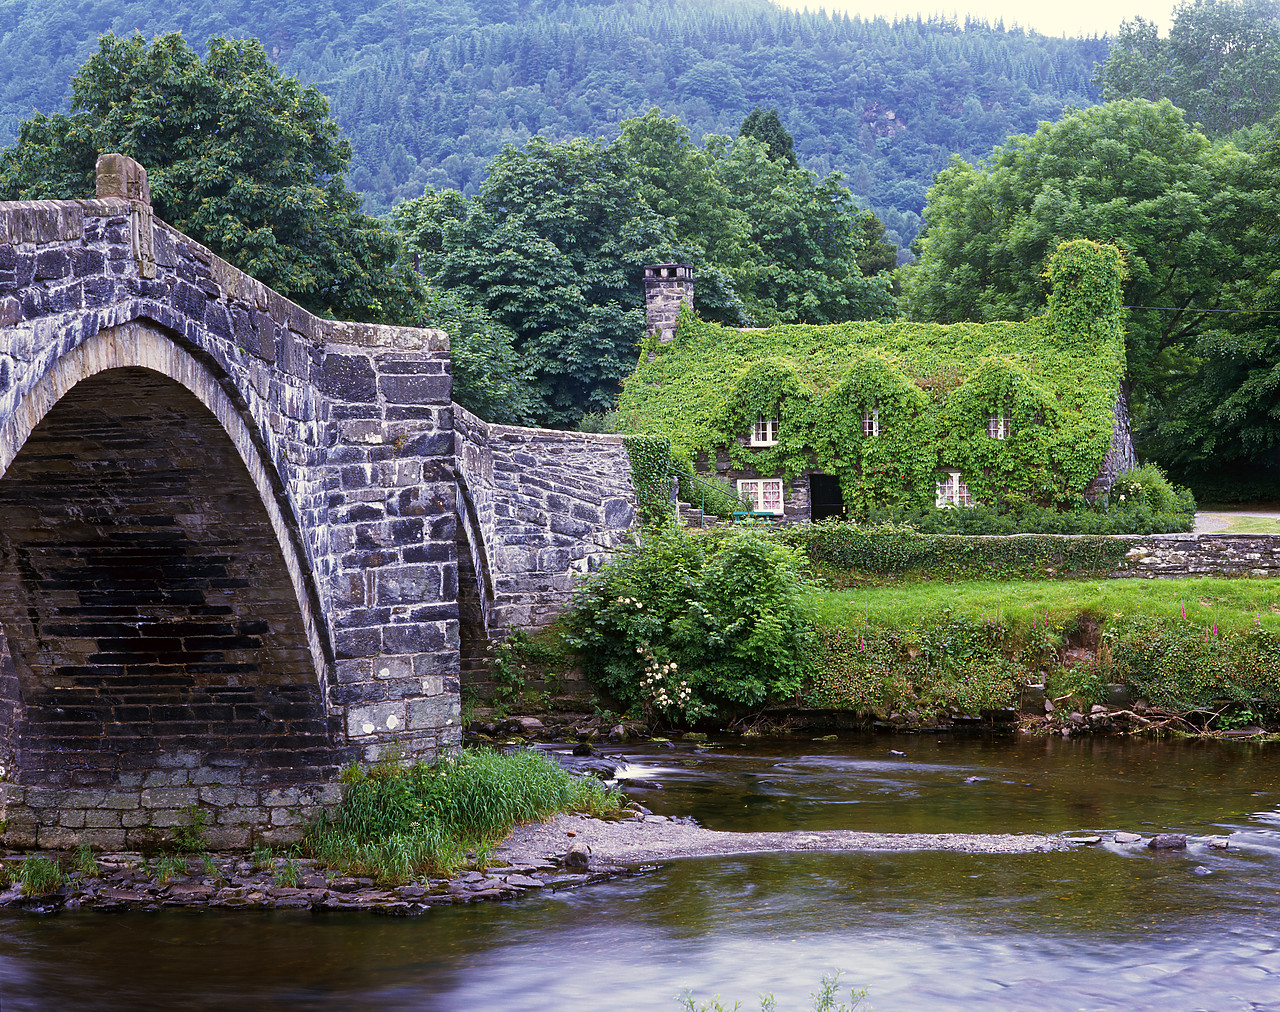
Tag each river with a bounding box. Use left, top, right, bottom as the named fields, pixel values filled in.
left=3, top=733, right=1279, bottom=1010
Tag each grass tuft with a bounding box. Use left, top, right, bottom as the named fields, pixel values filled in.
left=19, top=855, right=63, bottom=895
left=304, top=746, right=624, bottom=885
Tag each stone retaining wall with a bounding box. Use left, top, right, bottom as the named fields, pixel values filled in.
left=0, top=779, right=341, bottom=851
left=1120, top=533, right=1280, bottom=578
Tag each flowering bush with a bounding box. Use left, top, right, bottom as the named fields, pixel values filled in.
left=565, top=526, right=815, bottom=724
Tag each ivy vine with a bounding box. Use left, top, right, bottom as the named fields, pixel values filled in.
left=622, top=434, right=673, bottom=526
left=619, top=240, right=1129, bottom=512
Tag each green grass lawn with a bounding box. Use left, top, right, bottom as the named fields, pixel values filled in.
left=1213, top=516, right=1280, bottom=534
left=809, top=576, right=1280, bottom=634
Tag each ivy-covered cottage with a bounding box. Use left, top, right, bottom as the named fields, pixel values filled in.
left=622, top=242, right=1137, bottom=521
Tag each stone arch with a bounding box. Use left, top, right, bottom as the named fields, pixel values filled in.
left=0, top=321, right=346, bottom=788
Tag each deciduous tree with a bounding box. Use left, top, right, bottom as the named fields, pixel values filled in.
left=0, top=32, right=421, bottom=324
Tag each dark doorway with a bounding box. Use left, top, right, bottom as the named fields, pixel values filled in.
left=809, top=474, right=845, bottom=522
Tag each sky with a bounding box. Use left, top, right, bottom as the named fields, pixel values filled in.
left=778, top=0, right=1176, bottom=37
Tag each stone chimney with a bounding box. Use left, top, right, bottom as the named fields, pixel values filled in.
left=95, top=153, right=150, bottom=205
left=643, top=264, right=693, bottom=344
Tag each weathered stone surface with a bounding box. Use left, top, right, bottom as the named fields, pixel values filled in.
left=453, top=405, right=637, bottom=663
left=1148, top=833, right=1188, bottom=850
left=1116, top=534, right=1280, bottom=578
left=0, top=161, right=465, bottom=846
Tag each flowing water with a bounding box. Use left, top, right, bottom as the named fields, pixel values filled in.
left=4, top=734, right=1280, bottom=1010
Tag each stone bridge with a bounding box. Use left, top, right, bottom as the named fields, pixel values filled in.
left=0, top=156, right=636, bottom=848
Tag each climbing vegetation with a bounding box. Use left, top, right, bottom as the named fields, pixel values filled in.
left=620, top=241, right=1130, bottom=513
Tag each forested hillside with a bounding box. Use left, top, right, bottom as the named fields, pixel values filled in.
left=0, top=0, right=1108, bottom=248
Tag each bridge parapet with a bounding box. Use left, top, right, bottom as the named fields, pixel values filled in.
left=453, top=404, right=636, bottom=643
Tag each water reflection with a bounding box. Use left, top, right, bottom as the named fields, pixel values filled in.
left=4, top=734, right=1280, bottom=1010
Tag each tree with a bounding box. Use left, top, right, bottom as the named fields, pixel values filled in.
left=708, top=133, right=896, bottom=326
left=1097, top=0, right=1280, bottom=136
left=419, top=288, right=541, bottom=426
left=399, top=137, right=692, bottom=426
left=901, top=97, right=1280, bottom=485
left=1138, top=116, right=1280, bottom=488
left=0, top=32, right=422, bottom=324
left=738, top=107, right=799, bottom=167
left=901, top=100, right=1235, bottom=398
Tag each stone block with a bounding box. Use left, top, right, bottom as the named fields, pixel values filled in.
left=323, top=354, right=377, bottom=401
left=408, top=694, right=461, bottom=732
left=345, top=700, right=408, bottom=738
left=141, top=787, right=199, bottom=809
left=101, top=792, right=143, bottom=810
left=205, top=825, right=253, bottom=849
left=150, top=808, right=197, bottom=828
left=84, top=809, right=123, bottom=828
left=376, top=566, right=442, bottom=605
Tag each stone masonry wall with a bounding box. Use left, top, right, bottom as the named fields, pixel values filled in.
left=0, top=157, right=461, bottom=844
left=1120, top=534, right=1280, bottom=578
left=453, top=404, right=636, bottom=642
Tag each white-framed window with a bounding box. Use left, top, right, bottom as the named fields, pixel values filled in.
left=862, top=407, right=880, bottom=438
left=750, top=413, right=779, bottom=446
left=935, top=470, right=974, bottom=509
left=738, top=478, right=785, bottom=515
left=987, top=414, right=1010, bottom=440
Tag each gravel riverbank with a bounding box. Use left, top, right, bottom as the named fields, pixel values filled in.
left=0, top=814, right=1075, bottom=915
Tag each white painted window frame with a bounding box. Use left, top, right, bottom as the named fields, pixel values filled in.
left=750, top=413, right=779, bottom=446
left=862, top=406, right=879, bottom=438
left=738, top=478, right=785, bottom=515
left=987, top=414, right=1010, bottom=440
left=935, top=470, right=974, bottom=509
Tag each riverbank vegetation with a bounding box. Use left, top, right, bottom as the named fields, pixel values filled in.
left=303, top=747, right=624, bottom=884
left=550, top=523, right=1280, bottom=735
left=809, top=577, right=1280, bottom=720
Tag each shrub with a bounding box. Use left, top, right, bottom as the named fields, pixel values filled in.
left=807, top=617, right=1025, bottom=715
left=1111, top=463, right=1196, bottom=516
left=566, top=525, right=816, bottom=721
left=781, top=519, right=1140, bottom=582
left=1099, top=617, right=1280, bottom=714
left=858, top=497, right=1193, bottom=535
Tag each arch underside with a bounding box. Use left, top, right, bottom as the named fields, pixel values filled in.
left=0, top=366, right=348, bottom=788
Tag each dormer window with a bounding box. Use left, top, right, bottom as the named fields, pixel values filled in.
left=751, top=414, right=779, bottom=446
left=987, top=415, right=1010, bottom=440
left=862, top=407, right=879, bottom=438
left=935, top=470, right=974, bottom=508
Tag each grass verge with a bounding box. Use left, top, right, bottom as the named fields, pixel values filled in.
left=304, top=746, right=624, bottom=885
left=805, top=577, right=1280, bottom=722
